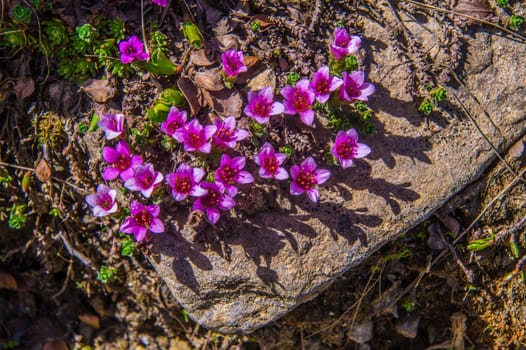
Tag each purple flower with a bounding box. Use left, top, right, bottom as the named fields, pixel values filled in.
left=290, top=157, right=330, bottom=203
left=193, top=182, right=236, bottom=225
left=309, top=66, right=343, bottom=103
left=281, top=79, right=316, bottom=126
left=212, top=116, right=250, bottom=150
left=253, top=143, right=289, bottom=180
left=124, top=163, right=164, bottom=198
left=98, top=113, right=124, bottom=140
left=102, top=140, right=143, bottom=181
left=85, top=184, right=118, bottom=217
left=330, top=28, right=361, bottom=60
left=331, top=129, right=371, bottom=168
left=173, top=119, right=217, bottom=153
left=152, top=0, right=167, bottom=7
left=118, top=35, right=149, bottom=64
left=339, top=71, right=376, bottom=102
left=120, top=201, right=164, bottom=242
left=214, top=154, right=254, bottom=197
left=160, top=107, right=187, bottom=138
left=221, top=50, right=247, bottom=77
left=244, top=87, right=284, bottom=124
left=166, top=163, right=207, bottom=202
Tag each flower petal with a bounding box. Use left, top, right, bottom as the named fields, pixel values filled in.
left=219, top=196, right=236, bottom=210
left=103, top=167, right=120, bottom=181
left=299, top=110, right=314, bottom=126
left=306, top=189, right=319, bottom=203
left=206, top=208, right=220, bottom=224
left=149, top=218, right=165, bottom=233
left=314, top=169, right=331, bottom=184
left=275, top=168, right=289, bottom=180
left=270, top=101, right=284, bottom=115
left=237, top=171, right=254, bottom=184
left=302, top=157, right=317, bottom=172
left=290, top=165, right=300, bottom=180
left=355, top=143, right=371, bottom=158
left=290, top=182, right=305, bottom=195
left=102, top=147, right=120, bottom=163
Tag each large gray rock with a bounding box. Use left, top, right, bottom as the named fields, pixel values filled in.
left=149, top=11, right=526, bottom=333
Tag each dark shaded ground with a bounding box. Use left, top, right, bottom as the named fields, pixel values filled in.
left=1, top=0, right=525, bottom=349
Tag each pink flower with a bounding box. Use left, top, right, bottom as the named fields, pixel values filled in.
left=102, top=140, right=143, bottom=181
left=173, top=119, right=217, bottom=153
left=192, top=182, right=236, bottom=225
left=253, top=143, right=289, bottom=180
left=330, top=28, right=361, bottom=60
left=85, top=184, right=118, bottom=217
left=120, top=201, right=164, bottom=242
left=118, top=35, right=149, bottom=64
left=152, top=0, right=167, bottom=7
left=331, top=129, right=371, bottom=168
left=221, top=50, right=247, bottom=77
left=339, top=71, right=376, bottom=102
left=290, top=157, right=330, bottom=203
left=160, top=107, right=187, bottom=138
left=244, top=87, right=284, bottom=124
left=166, top=163, right=207, bottom=202
left=214, top=154, right=254, bottom=197
left=309, top=66, right=343, bottom=103
left=212, top=116, right=250, bottom=150
left=98, top=113, right=124, bottom=140
left=281, top=79, right=316, bottom=126
left=124, top=163, right=164, bottom=198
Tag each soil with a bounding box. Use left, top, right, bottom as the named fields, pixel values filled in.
left=1, top=0, right=525, bottom=349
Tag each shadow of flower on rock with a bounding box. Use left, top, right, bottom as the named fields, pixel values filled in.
left=151, top=226, right=212, bottom=294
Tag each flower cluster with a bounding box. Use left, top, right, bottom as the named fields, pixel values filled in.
left=86, top=27, right=375, bottom=244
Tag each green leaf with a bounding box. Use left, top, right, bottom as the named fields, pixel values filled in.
left=159, top=88, right=186, bottom=108
left=182, top=21, right=203, bottom=49
left=147, top=102, right=171, bottom=122
left=144, top=51, right=178, bottom=75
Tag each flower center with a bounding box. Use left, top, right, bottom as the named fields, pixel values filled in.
left=135, top=210, right=153, bottom=228
left=252, top=98, right=271, bottom=117
left=114, top=155, right=130, bottom=171
left=315, top=78, right=330, bottom=95
left=216, top=127, right=235, bottom=142
left=217, top=165, right=238, bottom=184
left=336, top=140, right=355, bottom=159
left=174, top=175, right=191, bottom=194
left=226, top=57, right=241, bottom=71
left=292, top=90, right=310, bottom=112
left=98, top=194, right=113, bottom=210
left=203, top=189, right=220, bottom=207
left=345, top=80, right=359, bottom=98
left=263, top=156, right=278, bottom=174
left=137, top=171, right=154, bottom=189
left=188, top=132, right=204, bottom=148
left=296, top=168, right=315, bottom=189
left=166, top=120, right=183, bottom=134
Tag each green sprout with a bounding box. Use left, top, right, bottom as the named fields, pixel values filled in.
left=0, top=169, right=13, bottom=188
left=250, top=21, right=261, bottom=32
left=76, top=24, right=98, bottom=44
left=8, top=204, right=28, bottom=229
left=430, top=87, right=447, bottom=103
left=77, top=123, right=88, bottom=133
left=418, top=99, right=434, bottom=115
left=279, top=145, right=293, bottom=157
left=401, top=299, right=417, bottom=313
left=120, top=235, right=137, bottom=257
left=150, top=30, right=169, bottom=54
left=249, top=120, right=266, bottom=138
left=97, top=265, right=117, bottom=283
left=1, top=26, right=28, bottom=49
left=467, top=232, right=495, bottom=251
left=43, top=19, right=69, bottom=46
left=508, top=15, right=524, bottom=31
left=89, top=113, right=100, bottom=131
left=12, top=5, right=32, bottom=24
left=287, top=72, right=301, bottom=85
left=100, top=17, right=125, bottom=42
left=497, top=0, right=508, bottom=7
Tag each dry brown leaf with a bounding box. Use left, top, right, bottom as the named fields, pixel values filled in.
left=43, top=340, right=69, bottom=350
left=454, top=0, right=494, bottom=22
left=78, top=314, right=100, bottom=329
left=14, top=76, right=35, bottom=100
left=250, top=14, right=274, bottom=28
left=208, top=89, right=243, bottom=117
left=35, top=159, right=52, bottom=182
left=80, top=79, right=115, bottom=103
left=0, top=270, right=17, bottom=290
left=436, top=213, right=461, bottom=235
left=190, top=49, right=216, bottom=67
left=177, top=77, right=201, bottom=116
left=193, top=69, right=224, bottom=92
left=247, top=68, right=277, bottom=91
left=244, top=56, right=260, bottom=69
left=217, top=34, right=240, bottom=51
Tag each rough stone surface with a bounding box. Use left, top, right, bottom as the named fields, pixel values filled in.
left=149, top=13, right=526, bottom=333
